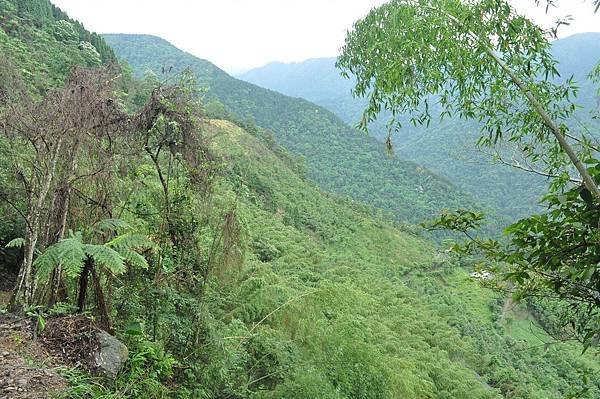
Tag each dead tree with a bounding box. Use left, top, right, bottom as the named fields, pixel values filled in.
left=1, top=66, right=127, bottom=310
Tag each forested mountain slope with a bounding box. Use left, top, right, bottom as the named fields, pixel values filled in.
left=192, top=119, right=600, bottom=398
left=1, top=1, right=599, bottom=397
left=0, top=0, right=114, bottom=94
left=0, top=0, right=116, bottom=246
left=238, top=58, right=356, bottom=104
left=103, top=34, right=490, bottom=227
left=239, top=33, right=600, bottom=221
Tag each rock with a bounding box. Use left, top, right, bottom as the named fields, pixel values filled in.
left=15, top=378, right=28, bottom=387
left=93, top=331, right=128, bottom=379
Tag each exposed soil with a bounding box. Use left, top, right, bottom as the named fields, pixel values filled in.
left=0, top=315, right=103, bottom=398
left=0, top=315, right=67, bottom=399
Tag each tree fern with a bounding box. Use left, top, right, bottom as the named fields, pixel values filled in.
left=106, top=232, right=153, bottom=270
left=119, top=248, right=149, bottom=269
left=106, top=232, right=155, bottom=253
left=84, top=244, right=125, bottom=275
left=5, top=237, right=25, bottom=248
left=55, top=235, right=87, bottom=278
left=34, top=228, right=152, bottom=281
left=34, top=232, right=86, bottom=280
left=34, top=243, right=64, bottom=280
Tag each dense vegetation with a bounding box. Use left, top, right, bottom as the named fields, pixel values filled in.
left=0, top=0, right=114, bottom=94
left=0, top=1, right=598, bottom=398
left=338, top=0, right=600, bottom=348
left=103, top=34, right=491, bottom=228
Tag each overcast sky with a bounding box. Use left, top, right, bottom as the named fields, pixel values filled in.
left=51, top=0, right=599, bottom=74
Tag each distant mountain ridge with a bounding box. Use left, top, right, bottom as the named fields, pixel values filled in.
left=240, top=33, right=600, bottom=106
left=104, top=33, right=491, bottom=228
left=0, top=0, right=115, bottom=93
left=238, top=32, right=600, bottom=221
left=239, top=58, right=355, bottom=103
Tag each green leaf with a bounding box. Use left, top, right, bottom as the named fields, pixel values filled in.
left=121, top=249, right=149, bottom=269
left=106, top=232, right=154, bottom=252
left=5, top=237, right=25, bottom=248
left=33, top=245, right=62, bottom=281
left=125, top=321, right=144, bottom=336
left=55, top=237, right=87, bottom=278
left=84, top=244, right=125, bottom=275
left=34, top=236, right=85, bottom=281
left=37, top=314, right=46, bottom=334
left=96, top=218, right=132, bottom=234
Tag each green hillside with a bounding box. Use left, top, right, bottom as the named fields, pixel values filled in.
left=0, top=0, right=114, bottom=94
left=103, top=34, right=491, bottom=227
left=0, top=1, right=598, bottom=398
left=199, top=119, right=600, bottom=399
left=239, top=33, right=600, bottom=222
left=238, top=58, right=356, bottom=104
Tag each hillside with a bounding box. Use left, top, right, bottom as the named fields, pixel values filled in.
left=103, top=34, right=492, bottom=228
left=199, top=118, right=600, bottom=398
left=0, top=0, right=114, bottom=94
left=239, top=33, right=600, bottom=221
left=238, top=58, right=356, bottom=104
left=1, top=1, right=599, bottom=398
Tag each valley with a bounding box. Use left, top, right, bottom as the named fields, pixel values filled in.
left=0, top=0, right=598, bottom=398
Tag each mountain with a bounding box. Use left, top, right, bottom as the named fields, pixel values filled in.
left=192, top=118, right=600, bottom=398
left=1, top=2, right=599, bottom=397
left=239, top=58, right=356, bottom=104
left=239, top=33, right=600, bottom=222
left=103, top=34, right=493, bottom=229
left=0, top=0, right=115, bottom=94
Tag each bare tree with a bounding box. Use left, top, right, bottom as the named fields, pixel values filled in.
left=1, top=66, right=127, bottom=310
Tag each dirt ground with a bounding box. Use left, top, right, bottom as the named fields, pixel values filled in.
left=0, top=315, right=67, bottom=399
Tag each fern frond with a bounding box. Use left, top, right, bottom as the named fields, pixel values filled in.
left=5, top=237, right=25, bottom=248
left=120, top=249, right=149, bottom=269
left=34, top=236, right=86, bottom=280
left=96, top=218, right=132, bottom=234
left=34, top=245, right=62, bottom=281
left=57, top=237, right=87, bottom=278
left=106, top=232, right=155, bottom=252
left=84, top=244, right=125, bottom=275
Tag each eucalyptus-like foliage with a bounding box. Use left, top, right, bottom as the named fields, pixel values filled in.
left=5, top=237, right=25, bottom=248
left=339, top=0, right=600, bottom=348
left=427, top=186, right=600, bottom=349
left=338, top=0, right=598, bottom=197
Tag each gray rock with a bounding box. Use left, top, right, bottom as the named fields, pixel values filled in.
left=93, top=331, right=128, bottom=379
left=15, top=378, right=28, bottom=387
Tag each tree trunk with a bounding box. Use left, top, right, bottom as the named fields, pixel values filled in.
left=91, top=266, right=111, bottom=333
left=77, top=257, right=93, bottom=312
left=9, top=222, right=37, bottom=311
left=484, top=48, right=600, bottom=200
left=427, top=5, right=600, bottom=200
left=47, top=184, right=71, bottom=308
left=9, top=138, right=64, bottom=311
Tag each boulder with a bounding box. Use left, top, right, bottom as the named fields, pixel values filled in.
left=93, top=330, right=128, bottom=379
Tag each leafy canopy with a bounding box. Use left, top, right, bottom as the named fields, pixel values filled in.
left=338, top=0, right=600, bottom=348
left=338, top=0, right=595, bottom=195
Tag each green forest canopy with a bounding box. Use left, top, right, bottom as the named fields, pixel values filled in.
left=0, top=0, right=598, bottom=398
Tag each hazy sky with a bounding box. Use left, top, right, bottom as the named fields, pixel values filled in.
left=51, top=0, right=599, bottom=73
